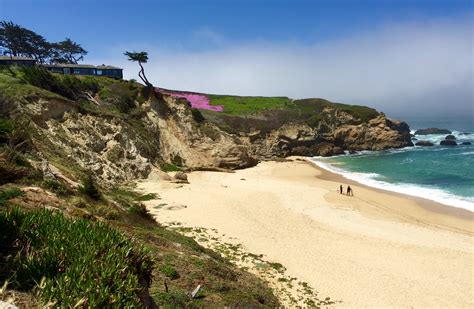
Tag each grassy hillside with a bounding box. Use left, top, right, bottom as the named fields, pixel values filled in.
left=208, top=95, right=293, bottom=115
left=160, top=87, right=379, bottom=126
left=0, top=67, right=279, bottom=307
left=206, top=93, right=378, bottom=121
left=195, top=93, right=379, bottom=134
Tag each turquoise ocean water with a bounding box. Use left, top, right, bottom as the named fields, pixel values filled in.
left=311, top=120, right=474, bottom=211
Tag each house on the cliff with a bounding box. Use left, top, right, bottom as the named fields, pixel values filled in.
left=0, top=56, right=123, bottom=79
left=0, top=55, right=36, bottom=66
left=42, top=63, right=123, bottom=79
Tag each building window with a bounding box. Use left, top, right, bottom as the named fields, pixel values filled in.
left=97, top=70, right=102, bottom=75
left=73, top=69, right=81, bottom=75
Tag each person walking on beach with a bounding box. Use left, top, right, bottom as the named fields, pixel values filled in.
left=339, top=185, right=343, bottom=194
left=347, top=185, right=353, bottom=196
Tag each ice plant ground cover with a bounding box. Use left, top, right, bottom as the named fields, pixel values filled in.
left=157, top=88, right=224, bottom=112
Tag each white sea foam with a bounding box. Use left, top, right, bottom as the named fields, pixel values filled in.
left=310, top=158, right=474, bottom=212
left=412, top=130, right=474, bottom=145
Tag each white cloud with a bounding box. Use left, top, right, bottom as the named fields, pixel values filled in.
left=90, top=15, right=473, bottom=119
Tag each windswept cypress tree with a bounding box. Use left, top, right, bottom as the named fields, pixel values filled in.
left=124, top=51, right=152, bottom=87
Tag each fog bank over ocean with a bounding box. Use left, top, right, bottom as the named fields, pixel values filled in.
left=93, top=14, right=473, bottom=123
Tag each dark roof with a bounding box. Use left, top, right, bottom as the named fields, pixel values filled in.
left=96, top=65, right=122, bottom=70
left=43, top=63, right=122, bottom=70
left=0, top=55, right=36, bottom=61
left=42, top=63, right=96, bottom=69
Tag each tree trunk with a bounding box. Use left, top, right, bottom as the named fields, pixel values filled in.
left=138, top=61, right=152, bottom=87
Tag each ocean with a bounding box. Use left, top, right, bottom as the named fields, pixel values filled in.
left=311, top=121, right=474, bottom=212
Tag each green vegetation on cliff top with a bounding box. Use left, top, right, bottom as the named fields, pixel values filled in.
left=207, top=93, right=378, bottom=122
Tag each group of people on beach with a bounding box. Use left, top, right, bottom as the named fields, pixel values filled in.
left=339, top=184, right=353, bottom=196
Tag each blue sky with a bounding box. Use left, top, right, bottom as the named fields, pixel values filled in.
left=1, top=0, right=473, bottom=120
left=1, top=0, right=471, bottom=56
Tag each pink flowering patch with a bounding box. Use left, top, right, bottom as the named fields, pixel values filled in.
left=156, top=88, right=223, bottom=112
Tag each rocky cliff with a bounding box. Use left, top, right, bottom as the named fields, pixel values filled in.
left=1, top=69, right=412, bottom=185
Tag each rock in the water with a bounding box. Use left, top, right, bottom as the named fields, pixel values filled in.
left=415, top=141, right=434, bottom=146
left=461, top=142, right=472, bottom=145
left=174, top=171, right=188, bottom=182
left=415, top=128, right=451, bottom=135
left=440, top=140, right=457, bottom=146
left=445, top=135, right=456, bottom=140
left=411, top=137, right=418, bottom=141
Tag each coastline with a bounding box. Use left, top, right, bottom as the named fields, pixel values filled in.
left=311, top=149, right=474, bottom=212
left=306, top=157, right=474, bottom=234
left=137, top=158, right=474, bottom=307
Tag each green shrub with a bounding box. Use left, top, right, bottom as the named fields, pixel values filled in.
left=0, top=148, right=30, bottom=185
left=79, top=175, right=100, bottom=200
left=0, top=118, right=13, bottom=143
left=42, top=179, right=69, bottom=196
left=135, top=193, right=157, bottom=201
left=17, top=67, right=99, bottom=101
left=0, top=208, right=153, bottom=307
left=160, top=162, right=182, bottom=172
left=159, top=265, right=179, bottom=279
left=0, top=117, right=32, bottom=151
left=191, top=108, right=205, bottom=123
left=128, top=203, right=154, bottom=221
left=0, top=187, right=23, bottom=206
left=154, top=291, right=189, bottom=307
left=115, top=96, right=135, bottom=113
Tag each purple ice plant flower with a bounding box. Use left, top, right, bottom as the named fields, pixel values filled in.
left=156, top=88, right=224, bottom=112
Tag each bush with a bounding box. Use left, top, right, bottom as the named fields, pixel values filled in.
left=0, top=92, right=15, bottom=116
left=0, top=117, right=32, bottom=151
left=0, top=187, right=23, bottom=206
left=0, top=208, right=153, bottom=307
left=159, top=265, right=179, bottom=279
left=79, top=175, right=100, bottom=200
left=42, top=179, right=69, bottom=196
left=159, top=162, right=182, bottom=172
left=154, top=291, right=189, bottom=307
left=0, top=118, right=13, bottom=143
left=17, top=67, right=99, bottom=101
left=191, top=108, right=205, bottom=123
left=0, top=148, right=30, bottom=185
left=128, top=203, right=154, bottom=221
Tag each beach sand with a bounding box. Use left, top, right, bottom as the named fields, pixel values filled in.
left=137, top=158, right=474, bottom=307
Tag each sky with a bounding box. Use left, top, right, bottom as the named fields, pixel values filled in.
left=1, top=0, right=473, bottom=123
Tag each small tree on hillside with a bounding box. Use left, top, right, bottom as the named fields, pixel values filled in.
left=124, top=51, right=152, bottom=87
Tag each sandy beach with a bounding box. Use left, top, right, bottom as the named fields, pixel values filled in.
left=137, top=158, right=474, bottom=307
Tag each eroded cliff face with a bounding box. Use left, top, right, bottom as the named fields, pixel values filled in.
left=146, top=95, right=257, bottom=170
left=20, top=93, right=257, bottom=185
left=18, top=88, right=412, bottom=185
left=242, top=108, right=413, bottom=158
